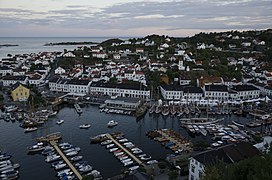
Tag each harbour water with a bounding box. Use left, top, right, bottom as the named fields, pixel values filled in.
left=0, top=104, right=253, bottom=179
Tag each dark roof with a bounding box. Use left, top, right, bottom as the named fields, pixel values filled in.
left=232, top=85, right=259, bottom=91
left=183, top=86, right=203, bottom=94
left=160, top=84, right=184, bottom=91
left=11, top=82, right=27, bottom=91
left=91, top=82, right=148, bottom=91
left=3, top=76, right=27, bottom=81
left=0, top=66, right=11, bottom=70
left=205, top=85, right=228, bottom=92
left=193, top=142, right=259, bottom=166
left=68, top=79, right=90, bottom=85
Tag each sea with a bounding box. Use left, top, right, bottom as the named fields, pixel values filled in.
left=0, top=104, right=253, bottom=179
left=0, top=37, right=131, bottom=60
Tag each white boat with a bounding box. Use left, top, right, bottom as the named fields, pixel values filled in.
left=129, top=166, right=139, bottom=171
left=56, top=120, right=64, bottom=125
left=106, top=144, right=115, bottom=149
left=24, top=127, right=38, bottom=133
left=107, top=120, right=118, bottom=127
left=124, top=161, right=133, bottom=166
left=55, top=163, right=67, bottom=170
left=79, top=165, right=93, bottom=173
left=232, top=121, right=244, bottom=128
left=28, top=142, right=45, bottom=152
left=66, top=151, right=78, bottom=157
left=79, top=124, right=91, bottom=129
left=101, top=140, right=112, bottom=145
left=109, top=148, right=118, bottom=152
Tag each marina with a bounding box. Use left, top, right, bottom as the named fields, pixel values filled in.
left=1, top=104, right=272, bottom=179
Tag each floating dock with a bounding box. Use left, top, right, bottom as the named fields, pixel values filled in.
left=105, top=134, right=144, bottom=166
left=50, top=141, right=83, bottom=180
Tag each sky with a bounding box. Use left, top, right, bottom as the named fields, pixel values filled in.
left=0, top=0, right=271, bottom=37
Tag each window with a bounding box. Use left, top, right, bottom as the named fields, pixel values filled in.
left=191, top=175, right=194, bottom=180
left=191, top=165, right=195, bottom=173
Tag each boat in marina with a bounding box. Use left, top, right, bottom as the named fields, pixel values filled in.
left=170, top=106, right=176, bottom=116
left=56, top=120, right=64, bottom=125
left=232, top=121, right=245, bottom=128
left=74, top=103, right=83, bottom=114
left=161, top=106, right=169, bottom=116
left=246, top=121, right=262, bottom=128
left=79, top=124, right=91, bottom=129
left=36, top=132, right=62, bottom=142
left=28, top=142, right=45, bottom=152
left=180, top=117, right=224, bottom=126
left=107, top=120, right=118, bottom=127
left=24, top=127, right=38, bottom=133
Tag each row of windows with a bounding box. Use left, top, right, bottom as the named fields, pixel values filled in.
left=15, top=92, right=28, bottom=96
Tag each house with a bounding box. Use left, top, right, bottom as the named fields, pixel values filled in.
left=2, top=76, right=28, bottom=86
left=90, top=82, right=150, bottom=99
left=231, top=85, right=260, bottom=100
left=63, top=52, right=76, bottom=57
left=160, top=84, right=184, bottom=100
left=11, top=82, right=30, bottom=102
left=180, top=77, right=191, bottom=86
left=189, top=143, right=259, bottom=180
left=28, top=74, right=43, bottom=86
left=0, top=66, right=13, bottom=76
left=198, top=76, right=223, bottom=87
left=136, top=48, right=144, bottom=53
left=204, top=85, right=228, bottom=102
left=183, top=86, right=203, bottom=102
left=113, top=54, right=121, bottom=60
left=55, top=67, right=66, bottom=75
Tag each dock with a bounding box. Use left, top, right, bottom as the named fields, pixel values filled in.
left=50, top=141, right=83, bottom=180
left=105, top=134, right=144, bottom=166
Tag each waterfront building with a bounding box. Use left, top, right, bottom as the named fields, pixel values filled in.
left=204, top=85, right=228, bottom=102
left=160, top=84, right=184, bottom=100
left=90, top=82, right=150, bottom=99
left=183, top=86, right=203, bottom=102
left=105, top=97, right=141, bottom=110
left=231, top=85, right=260, bottom=100
left=11, top=82, right=30, bottom=102
left=189, top=143, right=259, bottom=180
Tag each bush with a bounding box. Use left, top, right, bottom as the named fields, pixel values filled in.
left=158, top=161, right=167, bottom=169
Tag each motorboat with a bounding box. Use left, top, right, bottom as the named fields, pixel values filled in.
left=124, top=161, right=133, bottom=167
left=57, top=169, right=71, bottom=177
left=55, top=163, right=67, bottom=170
left=79, top=165, right=93, bottom=173
left=79, top=124, right=91, bottom=129
left=28, top=142, right=45, bottom=152
left=74, top=161, right=88, bottom=167
left=0, top=170, right=19, bottom=179
left=107, top=120, right=118, bottom=127
left=140, top=155, right=151, bottom=161
left=118, top=138, right=128, bottom=143
left=109, top=148, right=118, bottom=152
left=51, top=161, right=64, bottom=168
left=0, top=154, right=12, bottom=161
left=66, top=151, right=78, bottom=157
left=129, top=166, right=139, bottom=171
left=101, top=140, right=112, bottom=145
left=70, top=155, right=83, bottom=162
left=232, top=121, right=244, bottom=128
left=60, top=144, right=73, bottom=150
left=87, top=170, right=101, bottom=178
left=146, top=160, right=158, bottom=165
left=45, top=155, right=60, bottom=163
left=121, top=158, right=132, bottom=164
left=0, top=163, right=20, bottom=172
left=64, top=147, right=81, bottom=154
left=24, top=127, right=38, bottom=133
left=106, top=144, right=115, bottom=149
left=56, top=120, right=64, bottom=125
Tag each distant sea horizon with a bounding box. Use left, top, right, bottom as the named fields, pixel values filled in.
left=0, top=36, right=136, bottom=59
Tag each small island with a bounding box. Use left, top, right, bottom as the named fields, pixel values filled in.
left=44, top=41, right=98, bottom=46
left=0, top=44, right=19, bottom=48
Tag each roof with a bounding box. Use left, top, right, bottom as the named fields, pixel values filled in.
left=160, top=84, right=184, bottom=91
left=11, top=82, right=28, bottom=91
left=193, top=142, right=259, bottom=166
left=91, top=82, right=148, bottom=91
left=68, top=79, right=91, bottom=86
left=3, top=76, right=27, bottom=81
left=183, top=86, right=203, bottom=94
left=205, top=85, right=228, bottom=92
left=232, top=85, right=259, bottom=91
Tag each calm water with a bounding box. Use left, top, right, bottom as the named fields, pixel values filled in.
left=0, top=37, right=129, bottom=59
left=0, top=105, right=253, bottom=179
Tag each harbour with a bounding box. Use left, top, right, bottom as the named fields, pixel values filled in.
left=1, top=103, right=270, bottom=179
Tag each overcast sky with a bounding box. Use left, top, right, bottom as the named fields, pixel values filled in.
left=0, top=0, right=271, bottom=37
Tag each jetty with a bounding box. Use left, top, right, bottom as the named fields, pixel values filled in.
left=105, top=134, right=144, bottom=166
left=74, top=103, right=83, bottom=114
left=50, top=141, right=83, bottom=180
left=36, top=132, right=62, bottom=142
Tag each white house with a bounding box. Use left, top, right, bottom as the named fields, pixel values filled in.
left=28, top=74, right=43, bottom=86
left=2, top=76, right=28, bottom=86
left=90, top=82, right=150, bottom=99
left=189, top=143, right=259, bottom=180
left=55, top=67, right=66, bottom=75
left=0, top=66, right=13, bottom=76
left=204, top=85, right=229, bottom=102
left=231, top=85, right=260, bottom=100
left=160, top=84, right=184, bottom=100
left=113, top=54, right=121, bottom=60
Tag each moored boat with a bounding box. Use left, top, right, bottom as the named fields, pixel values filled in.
left=24, top=127, right=38, bottom=133
left=107, top=120, right=118, bottom=127
left=79, top=124, right=91, bottom=129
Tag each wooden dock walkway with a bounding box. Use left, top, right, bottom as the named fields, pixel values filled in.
left=50, top=141, right=82, bottom=180
left=105, top=134, right=144, bottom=166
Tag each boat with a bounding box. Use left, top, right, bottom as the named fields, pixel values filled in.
left=79, top=124, right=91, bottom=129
left=24, top=127, right=38, bottom=133
left=232, top=121, right=245, bottom=128
left=107, top=120, right=118, bottom=127
left=246, top=122, right=262, bottom=128
left=101, top=140, right=112, bottom=145
left=0, top=163, right=20, bottom=172
left=55, top=163, right=67, bottom=170
left=161, top=106, right=169, bottom=116
left=28, top=142, right=45, bottom=152
left=74, top=103, right=83, bottom=114
left=149, top=104, right=156, bottom=114
left=129, top=166, right=139, bottom=171
left=109, top=148, right=118, bottom=152
left=70, top=156, right=83, bottom=162
left=0, top=154, right=12, bottom=161
left=66, top=151, right=78, bottom=157
left=79, top=165, right=93, bottom=173
left=155, top=105, right=161, bottom=114
left=124, top=161, right=133, bottom=167
left=45, top=154, right=60, bottom=163
left=56, top=120, right=64, bottom=125
left=0, top=170, right=19, bottom=179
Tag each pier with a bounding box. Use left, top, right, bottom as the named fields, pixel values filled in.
left=50, top=141, right=83, bottom=180
left=105, top=134, right=144, bottom=166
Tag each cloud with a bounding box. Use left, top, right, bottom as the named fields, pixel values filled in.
left=0, top=0, right=271, bottom=36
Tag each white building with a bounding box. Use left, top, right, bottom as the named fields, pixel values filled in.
left=204, top=85, right=228, bottom=102
left=160, top=84, right=184, bottom=100
left=189, top=143, right=259, bottom=180
left=231, top=85, right=260, bottom=100
left=28, top=74, right=44, bottom=86
left=178, top=60, right=186, bottom=71
left=90, top=82, right=150, bottom=99
left=2, top=76, right=28, bottom=86
left=55, top=67, right=66, bottom=75
left=0, top=66, right=13, bottom=76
